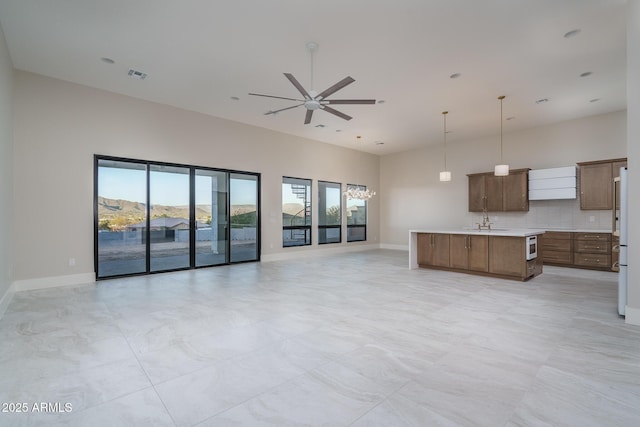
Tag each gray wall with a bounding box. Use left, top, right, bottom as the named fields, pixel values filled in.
left=0, top=25, right=14, bottom=305
left=379, top=110, right=627, bottom=247
left=12, top=71, right=379, bottom=281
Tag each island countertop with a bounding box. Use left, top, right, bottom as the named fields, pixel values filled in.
left=409, top=228, right=546, bottom=237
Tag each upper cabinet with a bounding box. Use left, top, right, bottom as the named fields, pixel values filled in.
left=578, top=158, right=627, bottom=210
left=467, top=169, right=529, bottom=212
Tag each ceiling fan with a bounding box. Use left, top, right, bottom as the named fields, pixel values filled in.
left=249, top=42, right=376, bottom=125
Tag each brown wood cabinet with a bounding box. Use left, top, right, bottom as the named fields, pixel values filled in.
left=417, top=233, right=450, bottom=268
left=573, top=232, right=612, bottom=269
left=489, top=236, right=526, bottom=277
left=612, top=159, right=627, bottom=210
left=418, top=232, right=542, bottom=281
left=543, top=230, right=615, bottom=271
left=450, top=234, right=489, bottom=272
left=541, top=231, right=572, bottom=265
left=467, top=169, right=529, bottom=212
left=578, top=158, right=627, bottom=210
left=503, top=172, right=529, bottom=211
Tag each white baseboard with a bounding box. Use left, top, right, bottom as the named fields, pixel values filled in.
left=380, top=243, right=408, bottom=251
left=0, top=282, right=16, bottom=319
left=262, top=243, right=380, bottom=262
left=13, top=272, right=96, bottom=292
left=625, top=306, right=640, bottom=326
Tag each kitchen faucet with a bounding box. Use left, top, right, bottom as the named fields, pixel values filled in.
left=477, top=206, right=492, bottom=230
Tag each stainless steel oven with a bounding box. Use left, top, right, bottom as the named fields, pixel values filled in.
left=526, top=235, right=538, bottom=260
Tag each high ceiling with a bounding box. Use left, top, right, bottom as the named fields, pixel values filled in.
left=0, top=0, right=627, bottom=154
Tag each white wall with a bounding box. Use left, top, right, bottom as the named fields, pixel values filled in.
left=0, top=25, right=14, bottom=310
left=380, top=110, right=627, bottom=247
left=626, top=0, right=640, bottom=325
left=12, top=71, right=379, bottom=282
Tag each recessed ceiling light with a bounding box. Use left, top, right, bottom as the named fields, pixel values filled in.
left=506, top=116, right=516, bottom=121
left=100, top=57, right=115, bottom=64
left=127, top=69, right=148, bottom=80
left=564, top=29, right=581, bottom=38
left=377, top=100, right=385, bottom=104
left=535, top=98, right=549, bottom=104
left=580, top=71, right=593, bottom=78
left=589, top=98, right=601, bottom=103
left=335, top=129, right=342, bottom=132
left=375, top=141, right=385, bottom=145
left=449, top=73, right=461, bottom=79
left=230, top=96, right=240, bottom=101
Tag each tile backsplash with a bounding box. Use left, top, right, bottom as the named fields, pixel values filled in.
left=465, top=198, right=613, bottom=231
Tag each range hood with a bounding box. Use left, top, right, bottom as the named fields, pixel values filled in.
left=529, top=166, right=576, bottom=200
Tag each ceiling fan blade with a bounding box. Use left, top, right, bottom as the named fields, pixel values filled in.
left=316, top=76, right=355, bottom=100
left=321, top=105, right=352, bottom=121
left=264, top=103, right=304, bottom=115
left=325, top=99, right=376, bottom=105
left=304, top=109, right=314, bottom=124
left=284, top=73, right=312, bottom=100
left=249, top=93, right=304, bottom=102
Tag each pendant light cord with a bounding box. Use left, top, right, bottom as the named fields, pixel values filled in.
left=442, top=111, right=448, bottom=170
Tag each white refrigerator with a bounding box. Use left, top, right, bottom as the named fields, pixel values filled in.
left=617, top=167, right=628, bottom=316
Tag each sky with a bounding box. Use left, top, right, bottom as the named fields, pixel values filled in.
left=98, top=166, right=257, bottom=206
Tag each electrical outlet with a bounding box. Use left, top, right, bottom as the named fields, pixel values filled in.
left=68, top=258, right=76, bottom=267
left=589, top=216, right=595, bottom=223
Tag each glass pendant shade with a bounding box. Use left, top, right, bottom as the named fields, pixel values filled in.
left=439, top=171, right=452, bottom=181
left=494, top=164, right=509, bottom=176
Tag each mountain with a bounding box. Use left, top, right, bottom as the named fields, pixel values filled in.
left=97, top=196, right=242, bottom=221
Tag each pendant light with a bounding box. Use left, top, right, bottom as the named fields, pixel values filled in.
left=343, top=136, right=376, bottom=200
left=494, top=95, right=509, bottom=176
left=439, top=111, right=451, bottom=182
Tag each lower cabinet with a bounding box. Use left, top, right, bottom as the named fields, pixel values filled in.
left=543, top=231, right=614, bottom=271
left=450, top=234, right=488, bottom=272
left=573, top=232, right=611, bottom=270
left=489, top=236, right=526, bottom=277
left=541, top=231, right=572, bottom=265
left=417, top=233, right=450, bottom=267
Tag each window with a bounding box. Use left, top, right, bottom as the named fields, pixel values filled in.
left=318, top=181, right=341, bottom=244
left=282, top=177, right=311, bottom=247
left=346, top=184, right=367, bottom=242
left=95, top=155, right=260, bottom=279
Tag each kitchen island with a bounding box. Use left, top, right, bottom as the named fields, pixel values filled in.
left=409, top=228, right=546, bottom=281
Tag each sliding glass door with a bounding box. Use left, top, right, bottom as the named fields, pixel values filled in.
left=149, top=164, right=191, bottom=272
left=95, top=156, right=259, bottom=279
left=96, top=159, right=147, bottom=278
left=230, top=173, right=259, bottom=262
left=195, top=169, right=228, bottom=267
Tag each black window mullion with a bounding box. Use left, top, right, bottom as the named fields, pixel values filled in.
left=145, top=163, right=151, bottom=273
left=189, top=167, right=196, bottom=268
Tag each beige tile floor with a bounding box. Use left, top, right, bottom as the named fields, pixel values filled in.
left=1, top=249, right=639, bottom=426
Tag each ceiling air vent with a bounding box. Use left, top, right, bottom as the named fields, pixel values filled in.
left=127, top=69, right=148, bottom=80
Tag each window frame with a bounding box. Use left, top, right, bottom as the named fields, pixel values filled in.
left=94, top=154, right=261, bottom=280
left=346, top=183, right=368, bottom=243
left=282, top=176, right=312, bottom=247
left=318, top=180, right=342, bottom=245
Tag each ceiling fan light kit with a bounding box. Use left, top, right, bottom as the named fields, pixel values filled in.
left=249, top=42, right=376, bottom=125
